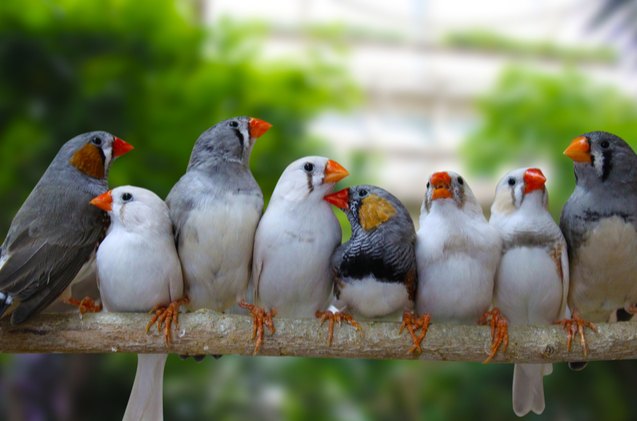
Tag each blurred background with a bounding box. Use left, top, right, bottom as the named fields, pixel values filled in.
left=1, top=0, right=637, bottom=419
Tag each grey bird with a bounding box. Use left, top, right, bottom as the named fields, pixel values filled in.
left=245, top=156, right=349, bottom=353
left=320, top=184, right=424, bottom=352
left=490, top=168, right=569, bottom=417
left=90, top=186, right=184, bottom=421
left=0, top=131, right=133, bottom=324
left=166, top=116, right=271, bottom=314
left=560, top=131, right=637, bottom=366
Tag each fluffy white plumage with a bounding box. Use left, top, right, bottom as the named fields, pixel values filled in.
left=490, top=168, right=568, bottom=417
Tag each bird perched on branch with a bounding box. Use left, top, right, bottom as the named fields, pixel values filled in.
left=319, top=185, right=424, bottom=352
left=560, top=131, right=637, bottom=368
left=0, top=131, right=133, bottom=324
left=416, top=171, right=502, bottom=357
left=90, top=186, right=185, bottom=421
left=166, top=116, right=271, bottom=318
left=245, top=156, right=349, bottom=354
left=490, top=167, right=568, bottom=417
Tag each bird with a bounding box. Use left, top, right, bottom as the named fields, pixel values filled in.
left=245, top=156, right=349, bottom=354
left=0, top=131, right=133, bottom=324
left=319, top=184, right=424, bottom=352
left=490, top=167, right=569, bottom=417
left=166, top=116, right=271, bottom=318
left=415, top=171, right=502, bottom=357
left=560, top=131, right=637, bottom=366
left=90, top=186, right=185, bottom=421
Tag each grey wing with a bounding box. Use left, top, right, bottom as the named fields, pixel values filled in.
left=559, top=199, right=578, bottom=258
left=165, top=177, right=196, bottom=249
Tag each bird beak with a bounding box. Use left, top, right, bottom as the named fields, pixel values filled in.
left=430, top=171, right=452, bottom=200
left=564, top=136, right=591, bottom=163
left=112, top=137, right=134, bottom=157
left=324, top=188, right=349, bottom=209
left=523, top=168, right=546, bottom=194
left=323, top=160, right=349, bottom=183
left=90, top=190, right=113, bottom=211
left=249, top=118, right=272, bottom=139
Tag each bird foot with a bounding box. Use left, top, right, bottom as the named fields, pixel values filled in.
left=315, top=310, right=361, bottom=347
left=146, top=296, right=190, bottom=345
left=64, top=296, right=102, bottom=318
left=400, top=311, right=431, bottom=354
left=479, top=308, right=509, bottom=363
left=239, top=300, right=277, bottom=355
left=556, top=312, right=597, bottom=356
left=625, top=304, right=637, bottom=315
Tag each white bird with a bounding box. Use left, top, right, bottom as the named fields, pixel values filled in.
left=490, top=168, right=569, bottom=417
left=91, top=186, right=185, bottom=421
left=416, top=171, right=501, bottom=324
left=244, top=157, right=348, bottom=353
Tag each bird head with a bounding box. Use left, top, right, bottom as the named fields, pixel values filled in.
left=188, top=116, right=271, bottom=170
left=564, top=131, right=637, bottom=186
left=491, top=167, right=547, bottom=215
left=272, top=156, right=348, bottom=202
left=421, top=171, right=481, bottom=216
left=67, top=132, right=133, bottom=179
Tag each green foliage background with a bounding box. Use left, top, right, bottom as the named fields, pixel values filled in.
left=1, top=1, right=637, bottom=420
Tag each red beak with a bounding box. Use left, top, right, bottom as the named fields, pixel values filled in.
left=249, top=118, right=272, bottom=139
left=90, top=190, right=113, bottom=211
left=563, top=135, right=591, bottom=163
left=323, top=160, right=349, bottom=183
left=324, top=188, right=349, bottom=209
left=523, top=168, right=546, bottom=194
left=112, top=137, right=134, bottom=157
left=430, top=171, right=453, bottom=200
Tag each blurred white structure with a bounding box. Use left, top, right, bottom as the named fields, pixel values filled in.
left=207, top=0, right=632, bottom=210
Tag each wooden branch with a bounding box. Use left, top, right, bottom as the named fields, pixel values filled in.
left=0, top=310, right=634, bottom=363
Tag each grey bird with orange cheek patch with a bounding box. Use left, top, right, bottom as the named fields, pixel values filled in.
left=490, top=168, right=569, bottom=417
left=416, top=171, right=502, bottom=354
left=560, top=131, right=637, bottom=369
left=0, top=131, right=133, bottom=324
left=318, top=185, right=425, bottom=353
left=166, top=117, right=271, bottom=317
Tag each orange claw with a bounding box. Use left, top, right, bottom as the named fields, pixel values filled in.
left=65, top=296, right=102, bottom=317
left=239, top=300, right=277, bottom=355
left=479, top=308, right=509, bottom=363
left=556, top=311, right=597, bottom=356
left=315, top=309, right=361, bottom=346
left=400, top=311, right=431, bottom=354
left=146, top=296, right=190, bottom=345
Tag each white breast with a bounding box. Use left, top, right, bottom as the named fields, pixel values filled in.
left=335, top=276, right=409, bottom=320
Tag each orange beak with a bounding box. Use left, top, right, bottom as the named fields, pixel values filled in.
left=323, top=160, right=349, bottom=183
left=112, top=137, right=134, bottom=157
left=324, top=188, right=349, bottom=209
left=90, top=190, right=113, bottom=211
left=523, top=168, right=546, bottom=194
left=564, top=135, right=591, bottom=163
left=430, top=171, right=453, bottom=200
left=249, top=118, right=272, bottom=139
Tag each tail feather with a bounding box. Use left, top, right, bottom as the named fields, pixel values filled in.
left=512, top=363, right=549, bottom=417
left=123, top=354, right=167, bottom=421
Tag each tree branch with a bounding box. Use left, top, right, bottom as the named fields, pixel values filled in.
left=0, top=310, right=634, bottom=363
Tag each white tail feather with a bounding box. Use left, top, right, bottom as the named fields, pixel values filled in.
left=123, top=354, right=167, bottom=421
left=512, top=363, right=550, bottom=417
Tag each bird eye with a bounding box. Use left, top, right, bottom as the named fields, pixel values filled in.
left=457, top=176, right=464, bottom=185
left=228, top=121, right=239, bottom=128
left=121, top=192, right=133, bottom=202
left=358, top=189, right=368, bottom=197
left=91, top=136, right=103, bottom=146
left=303, top=162, right=315, bottom=172
left=426, top=181, right=430, bottom=189
left=600, top=140, right=610, bottom=149
left=507, top=178, right=516, bottom=186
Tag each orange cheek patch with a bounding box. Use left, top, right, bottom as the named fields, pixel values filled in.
left=69, top=144, right=105, bottom=179
left=359, top=195, right=397, bottom=231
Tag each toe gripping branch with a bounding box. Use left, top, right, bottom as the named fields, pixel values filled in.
left=479, top=308, right=509, bottom=364
left=146, top=296, right=190, bottom=345
left=557, top=311, right=597, bottom=356
left=65, top=296, right=102, bottom=317
left=400, top=311, right=431, bottom=354
left=315, top=310, right=361, bottom=347
left=239, top=300, right=277, bottom=355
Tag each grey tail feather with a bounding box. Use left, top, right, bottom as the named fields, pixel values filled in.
left=10, top=281, right=70, bottom=325
left=0, top=293, right=11, bottom=319
left=568, top=361, right=588, bottom=371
